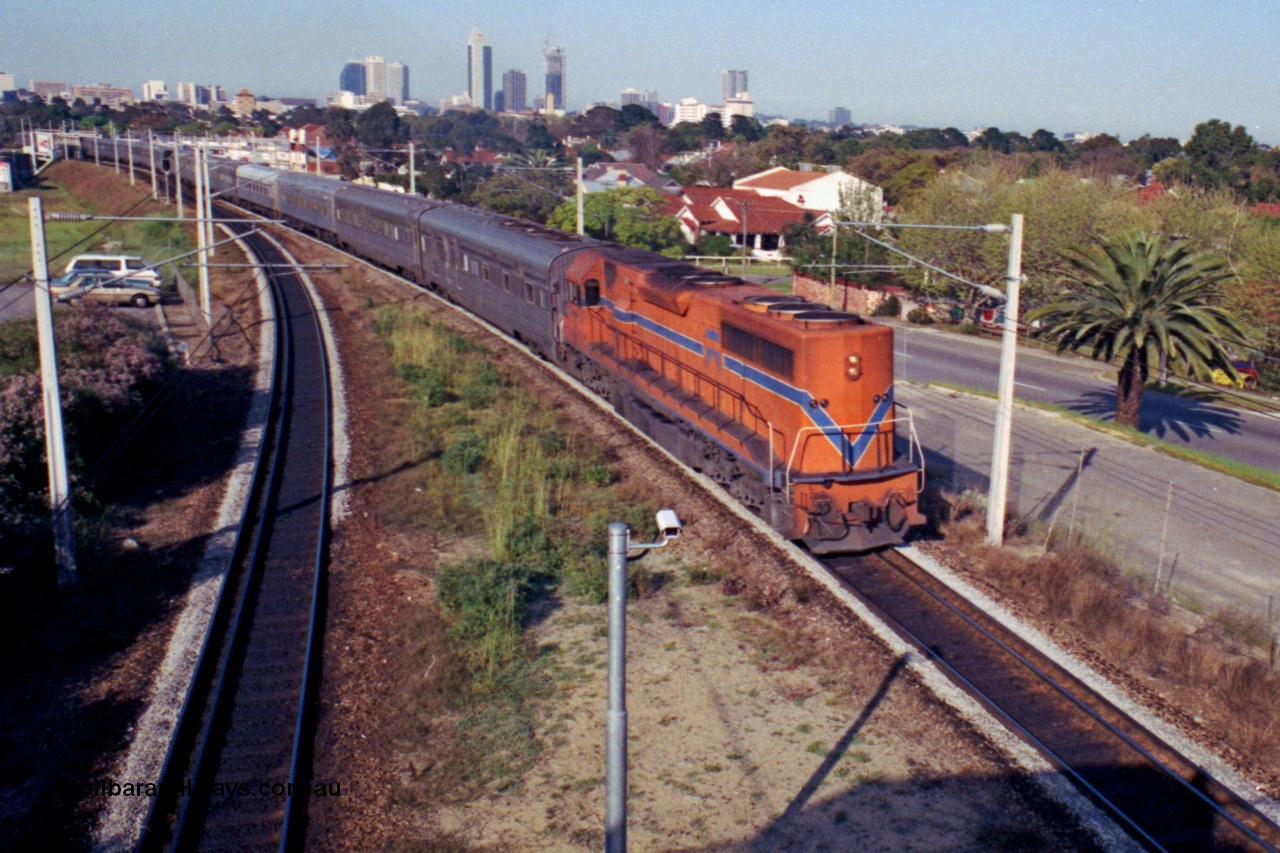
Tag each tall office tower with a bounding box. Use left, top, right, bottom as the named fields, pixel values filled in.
left=467, top=27, right=493, bottom=110
left=30, top=80, right=68, bottom=100
left=502, top=69, right=527, bottom=112
left=829, top=106, right=851, bottom=127
left=340, top=60, right=366, bottom=95
left=364, top=55, right=387, bottom=101
left=212, top=85, right=227, bottom=102
left=494, top=90, right=505, bottom=113
left=0, top=72, right=16, bottom=94
left=387, top=61, right=408, bottom=104
left=721, top=69, right=748, bottom=101
left=620, top=88, right=642, bottom=106
left=543, top=41, right=565, bottom=112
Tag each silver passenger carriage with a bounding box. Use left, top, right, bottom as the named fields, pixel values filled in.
left=233, top=163, right=282, bottom=217
left=333, top=184, right=441, bottom=281
left=275, top=172, right=340, bottom=237
left=416, top=205, right=601, bottom=356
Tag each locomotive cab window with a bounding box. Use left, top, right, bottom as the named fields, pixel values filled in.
left=584, top=279, right=601, bottom=306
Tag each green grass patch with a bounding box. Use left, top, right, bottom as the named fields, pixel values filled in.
left=929, top=381, right=1280, bottom=493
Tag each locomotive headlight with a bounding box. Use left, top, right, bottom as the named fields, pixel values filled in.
left=845, top=354, right=862, bottom=381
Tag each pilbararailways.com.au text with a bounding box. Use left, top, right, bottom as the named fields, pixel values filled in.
left=87, top=778, right=344, bottom=798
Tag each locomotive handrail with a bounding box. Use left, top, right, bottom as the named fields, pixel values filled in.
left=785, top=413, right=923, bottom=495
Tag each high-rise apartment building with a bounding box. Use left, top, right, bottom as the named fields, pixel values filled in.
left=467, top=27, right=493, bottom=110
left=340, top=61, right=366, bottom=95
left=721, top=69, right=748, bottom=101
left=141, top=80, right=168, bottom=101
left=543, top=41, right=565, bottom=113
left=829, top=107, right=851, bottom=127
left=0, top=72, right=15, bottom=94
left=30, top=80, right=68, bottom=100
left=364, top=55, right=387, bottom=102
left=620, top=88, right=642, bottom=106
left=502, top=69, right=526, bottom=113
left=387, top=61, right=408, bottom=104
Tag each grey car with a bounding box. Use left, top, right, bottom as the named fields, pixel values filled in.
left=49, top=271, right=164, bottom=307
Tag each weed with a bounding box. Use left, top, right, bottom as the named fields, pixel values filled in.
left=805, top=741, right=826, bottom=756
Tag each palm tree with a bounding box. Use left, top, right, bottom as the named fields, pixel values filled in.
left=1028, top=231, right=1245, bottom=428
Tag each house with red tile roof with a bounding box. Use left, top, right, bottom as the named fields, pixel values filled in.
left=666, top=185, right=831, bottom=259
left=733, top=166, right=882, bottom=217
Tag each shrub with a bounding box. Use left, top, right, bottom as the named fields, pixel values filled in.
left=957, top=320, right=980, bottom=335
left=872, top=294, right=901, bottom=318
left=441, top=432, right=486, bottom=474
left=906, top=306, right=934, bottom=324
left=437, top=558, right=534, bottom=675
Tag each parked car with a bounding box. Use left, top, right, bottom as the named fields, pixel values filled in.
left=49, top=271, right=163, bottom=307
left=62, top=254, right=163, bottom=287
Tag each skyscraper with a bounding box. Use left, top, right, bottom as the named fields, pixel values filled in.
left=467, top=27, right=493, bottom=110
left=387, top=61, right=409, bottom=104
left=721, top=69, right=748, bottom=101
left=543, top=41, right=565, bottom=113
left=364, top=55, right=387, bottom=101
left=340, top=61, right=366, bottom=95
left=502, top=69, right=527, bottom=113
left=829, top=107, right=851, bottom=127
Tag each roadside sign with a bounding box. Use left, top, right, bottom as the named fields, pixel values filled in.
left=0, top=161, right=11, bottom=192
left=35, top=132, right=54, bottom=157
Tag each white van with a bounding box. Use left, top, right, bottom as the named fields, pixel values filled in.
left=63, top=255, right=163, bottom=287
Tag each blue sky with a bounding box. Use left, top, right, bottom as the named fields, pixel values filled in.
left=6, top=0, right=1278, bottom=143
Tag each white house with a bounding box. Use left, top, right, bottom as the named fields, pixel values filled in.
left=733, top=166, right=882, bottom=218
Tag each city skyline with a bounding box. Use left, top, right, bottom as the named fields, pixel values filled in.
left=5, top=0, right=1279, bottom=144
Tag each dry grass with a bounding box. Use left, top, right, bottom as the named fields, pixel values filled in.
left=938, top=493, right=1280, bottom=770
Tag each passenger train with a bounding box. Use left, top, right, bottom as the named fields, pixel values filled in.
left=81, top=135, right=925, bottom=553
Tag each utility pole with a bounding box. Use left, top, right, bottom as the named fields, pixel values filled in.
left=148, top=130, right=157, bottom=199
left=112, top=125, right=120, bottom=174
left=828, top=222, right=839, bottom=308
left=985, top=213, right=1025, bottom=546
left=202, top=142, right=216, bottom=257
left=740, top=200, right=751, bottom=273
left=409, top=140, right=416, bottom=196
left=193, top=145, right=212, bottom=328
left=174, top=132, right=184, bottom=218
left=127, top=130, right=135, bottom=185
left=576, top=157, right=585, bottom=236
left=28, top=197, right=77, bottom=587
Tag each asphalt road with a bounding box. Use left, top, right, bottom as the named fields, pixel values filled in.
left=892, top=323, right=1280, bottom=475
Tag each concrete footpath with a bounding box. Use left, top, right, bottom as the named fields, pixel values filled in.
left=898, top=382, right=1280, bottom=616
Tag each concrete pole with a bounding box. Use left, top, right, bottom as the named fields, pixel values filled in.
left=127, top=131, right=135, bottom=185
left=174, top=132, right=184, bottom=218
left=606, top=523, right=629, bottom=853
left=409, top=141, right=416, bottom=196
left=112, top=125, right=119, bottom=174
left=986, top=213, right=1025, bottom=546
left=828, top=224, right=838, bottom=308
left=28, top=198, right=77, bottom=587
left=576, top=157, right=585, bottom=236
left=94, top=128, right=100, bottom=167
left=193, top=146, right=212, bottom=328
left=202, top=142, right=216, bottom=258
left=148, top=130, right=157, bottom=199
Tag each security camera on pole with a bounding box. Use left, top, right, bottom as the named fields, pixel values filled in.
left=605, top=510, right=683, bottom=853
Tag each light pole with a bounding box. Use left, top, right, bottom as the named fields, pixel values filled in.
left=837, top=216, right=1025, bottom=546
left=606, top=510, right=683, bottom=853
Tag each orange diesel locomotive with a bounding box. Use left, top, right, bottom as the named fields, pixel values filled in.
left=560, top=247, right=924, bottom=553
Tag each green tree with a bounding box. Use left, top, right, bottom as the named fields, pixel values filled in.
left=355, top=100, right=402, bottom=150
left=1184, top=119, right=1255, bottom=191
left=547, top=187, right=685, bottom=256
left=1029, top=129, right=1064, bottom=153
left=1027, top=232, right=1245, bottom=428
left=471, top=173, right=568, bottom=222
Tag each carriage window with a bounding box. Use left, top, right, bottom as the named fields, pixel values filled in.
left=503, top=272, right=511, bottom=291
left=482, top=264, right=490, bottom=282
left=525, top=282, right=534, bottom=302
left=463, top=255, right=471, bottom=274
left=584, top=279, right=600, bottom=306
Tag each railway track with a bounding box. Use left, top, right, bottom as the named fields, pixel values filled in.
left=191, top=183, right=1280, bottom=852
left=825, top=549, right=1280, bottom=853
left=140, top=216, right=333, bottom=852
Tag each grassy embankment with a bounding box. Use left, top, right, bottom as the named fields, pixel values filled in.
left=0, top=164, right=192, bottom=287
left=938, top=497, right=1280, bottom=775
left=373, top=304, right=665, bottom=790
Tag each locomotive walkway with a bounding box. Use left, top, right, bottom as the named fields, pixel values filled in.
left=897, top=379, right=1280, bottom=615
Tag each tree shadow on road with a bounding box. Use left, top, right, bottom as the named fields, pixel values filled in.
left=1059, top=389, right=1242, bottom=442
